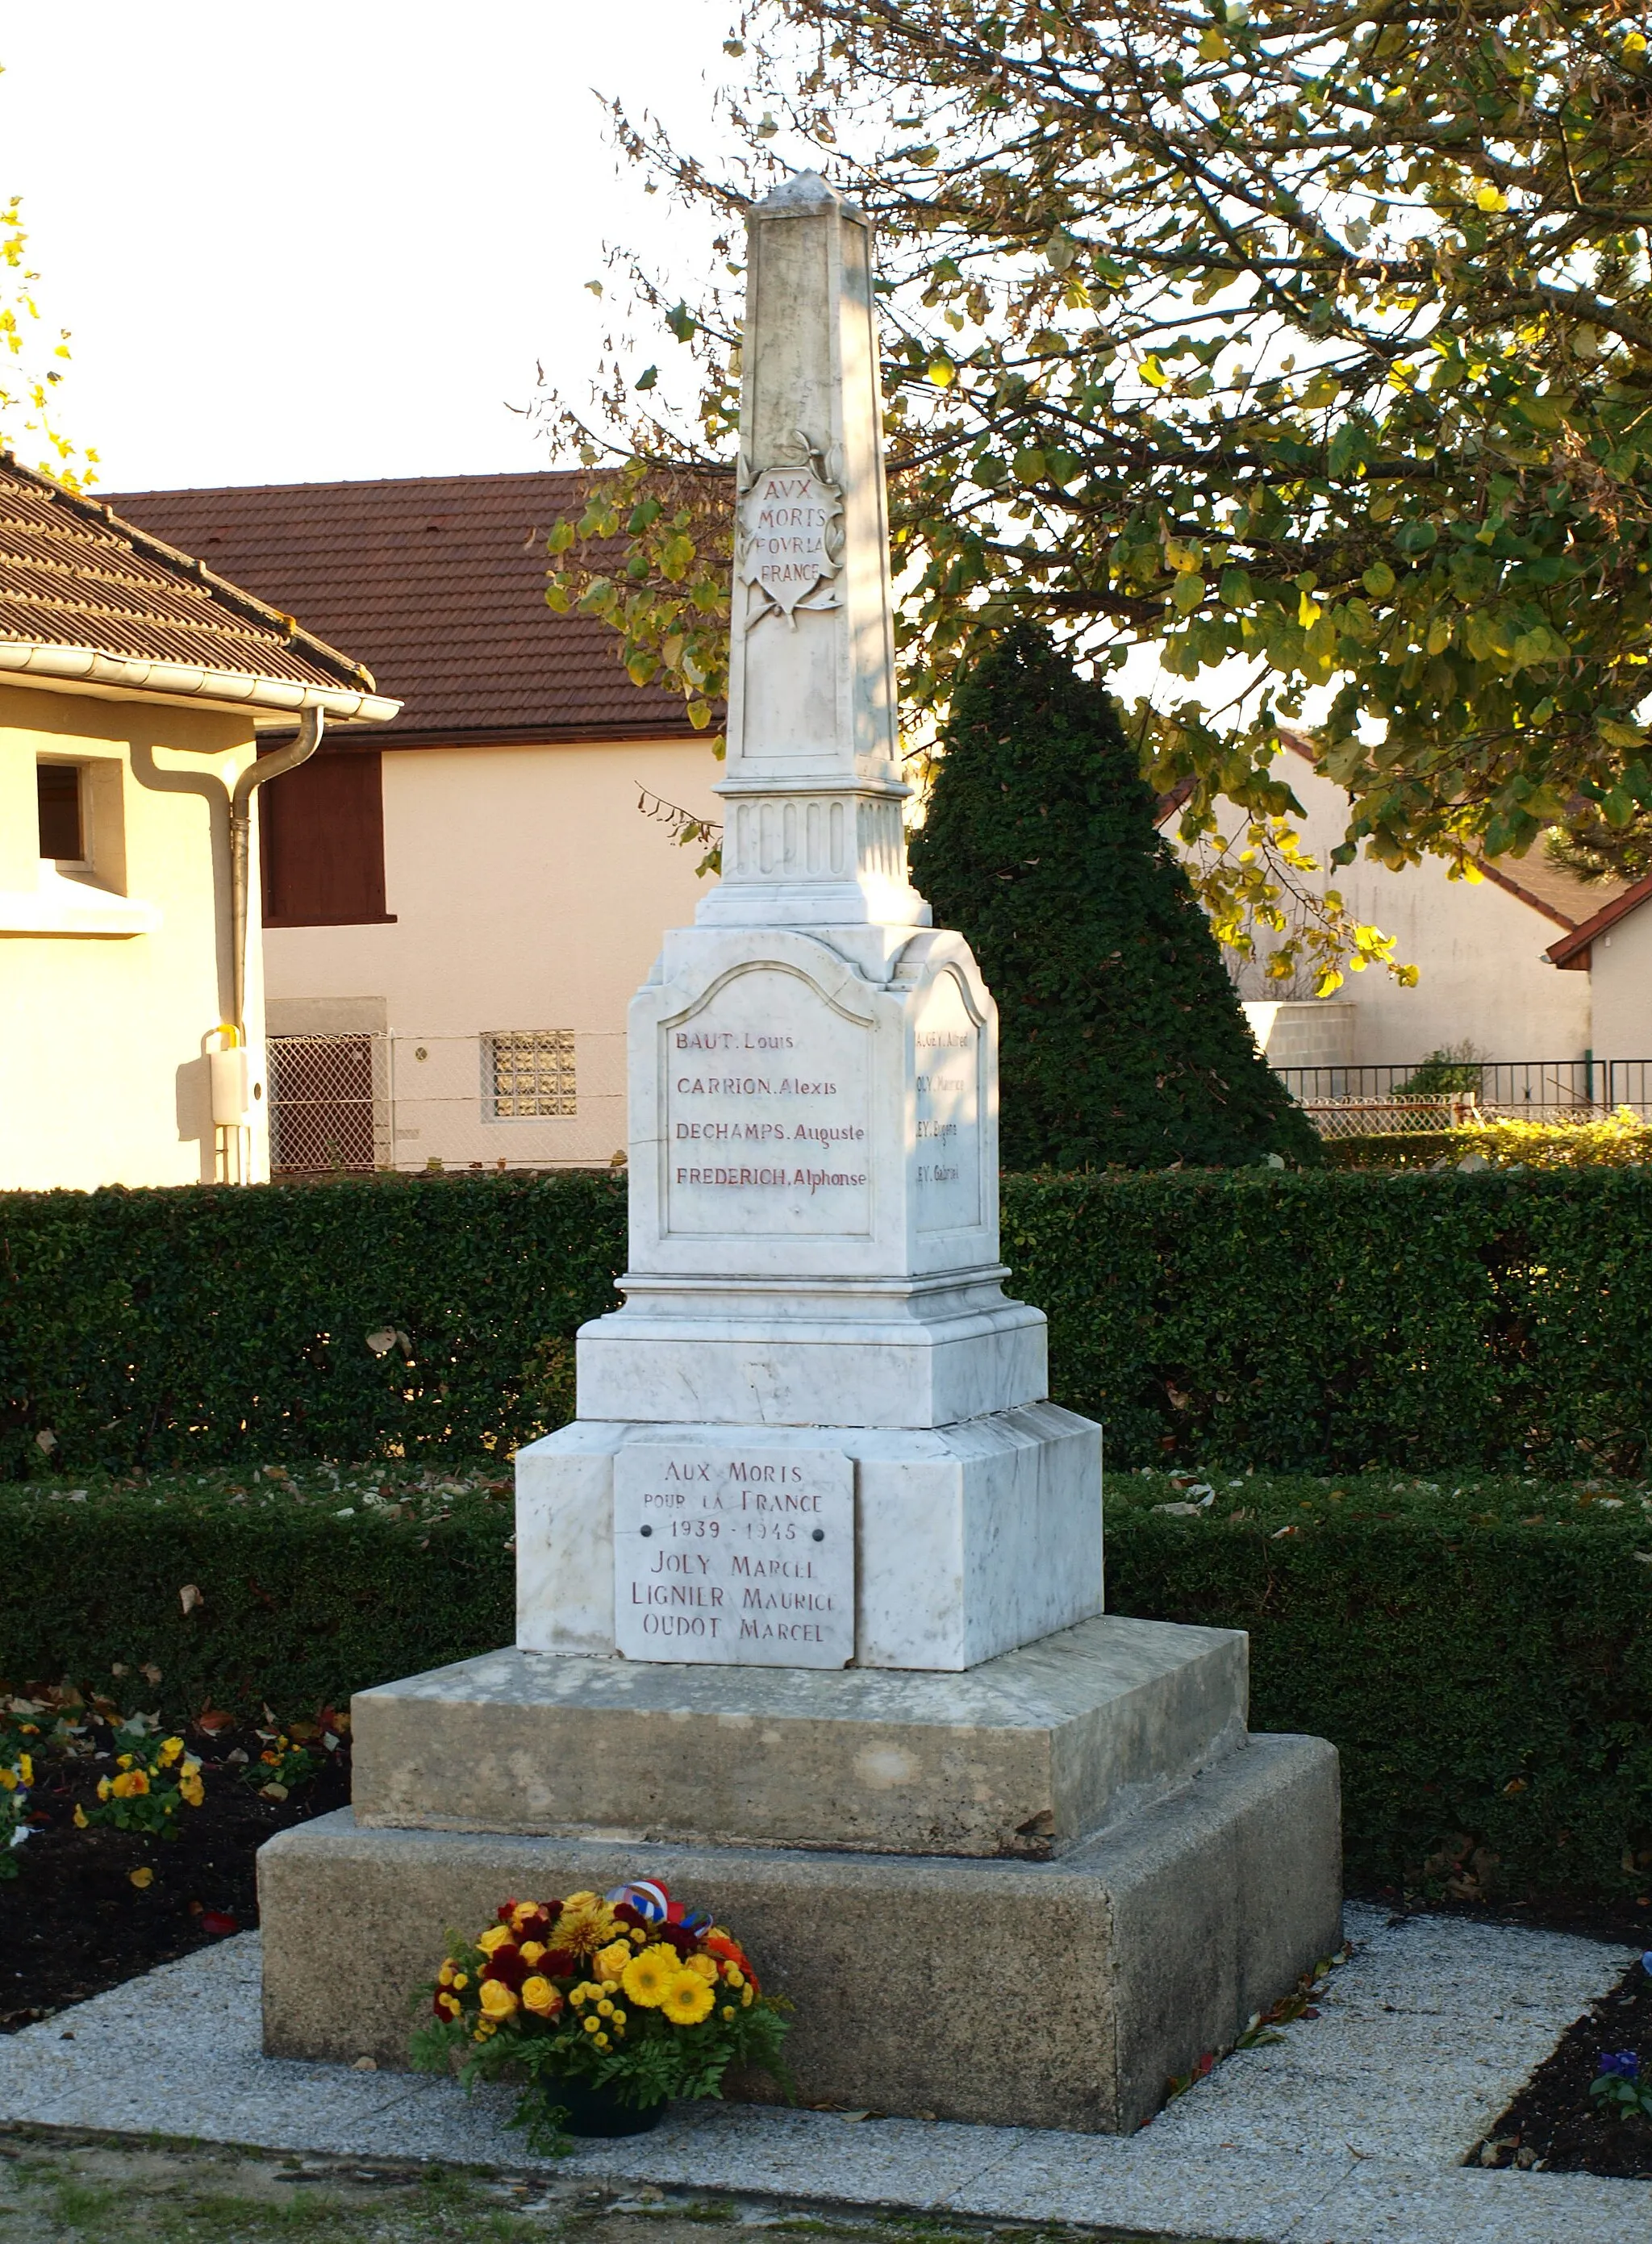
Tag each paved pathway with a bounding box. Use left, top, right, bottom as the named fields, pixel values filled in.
left=1, top=1905, right=1646, bottom=2242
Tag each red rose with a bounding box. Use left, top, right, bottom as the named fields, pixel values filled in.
left=541, top=1948, right=578, bottom=1978
left=613, top=1902, right=648, bottom=1931
left=484, top=1944, right=530, bottom=1990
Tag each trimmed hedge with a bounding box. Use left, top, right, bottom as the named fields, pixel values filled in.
left=3, top=1467, right=1648, bottom=1909
left=6, top=1167, right=1652, bottom=1475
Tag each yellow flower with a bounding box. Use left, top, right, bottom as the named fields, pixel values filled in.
left=511, top=1901, right=542, bottom=1931
left=438, top=1964, right=456, bottom=1987
left=97, top=1777, right=111, bottom=1802
left=722, top=2005, right=735, bottom=2021
left=477, top=1925, right=515, bottom=1955
left=0, top=1770, right=14, bottom=1792
left=158, top=1737, right=184, bottom=1767
left=594, top=1940, right=633, bottom=1982
left=629, top=1926, right=647, bottom=1944
left=178, top=1772, right=204, bottom=1808
left=685, top=1953, right=719, bottom=1984
left=740, top=1986, right=753, bottom=2008
left=116, top=1754, right=133, bottom=1771
left=553, top=1892, right=621, bottom=1955
left=723, top=1964, right=745, bottom=1989
left=73, top=1804, right=87, bottom=1829
left=594, top=2032, right=611, bottom=2050
left=520, top=1976, right=561, bottom=2017
left=596, top=2000, right=614, bottom=2018
left=661, top=1971, right=716, bottom=2026
left=453, top=1973, right=469, bottom=1991
left=519, top=1941, right=547, bottom=1967
left=111, top=1770, right=150, bottom=1799
left=611, top=2008, right=627, bottom=2025
left=478, top=1978, right=519, bottom=2020
left=621, top=1946, right=679, bottom=2009
left=436, top=1992, right=460, bottom=2018
left=583, top=2016, right=601, bottom=2034
left=18, top=1753, right=31, bottom=1786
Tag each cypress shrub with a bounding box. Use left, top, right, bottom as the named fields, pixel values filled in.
left=910, top=623, right=1318, bottom=1169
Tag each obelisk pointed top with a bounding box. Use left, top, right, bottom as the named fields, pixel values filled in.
left=703, top=151, right=926, bottom=929
left=753, top=170, right=869, bottom=225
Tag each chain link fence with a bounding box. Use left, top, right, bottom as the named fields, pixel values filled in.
left=268, top=1031, right=626, bottom=1178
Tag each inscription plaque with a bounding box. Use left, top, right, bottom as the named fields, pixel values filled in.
left=665, top=966, right=872, bottom=1237
left=615, top=1445, right=855, bottom=1668
left=913, top=973, right=981, bottom=1233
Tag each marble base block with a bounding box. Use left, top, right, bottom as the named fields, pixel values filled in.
left=259, top=1733, right=1342, bottom=2133
left=574, top=1270, right=1047, bottom=1430
left=516, top=1404, right=1103, bottom=1670
left=349, top=1615, right=1249, bottom=1857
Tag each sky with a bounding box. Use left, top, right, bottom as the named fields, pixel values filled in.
left=0, top=0, right=738, bottom=493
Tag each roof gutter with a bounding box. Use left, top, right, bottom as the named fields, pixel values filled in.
left=0, top=637, right=401, bottom=724
left=228, top=706, right=325, bottom=1035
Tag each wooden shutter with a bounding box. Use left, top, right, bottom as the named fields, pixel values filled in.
left=260, top=746, right=395, bottom=927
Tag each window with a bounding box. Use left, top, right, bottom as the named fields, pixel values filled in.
left=36, top=762, right=85, bottom=861
left=260, top=745, right=395, bottom=927
left=485, top=1031, right=577, bottom=1118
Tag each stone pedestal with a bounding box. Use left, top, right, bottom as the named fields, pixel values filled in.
left=255, top=168, right=1341, bottom=2133
left=260, top=1734, right=1341, bottom=2135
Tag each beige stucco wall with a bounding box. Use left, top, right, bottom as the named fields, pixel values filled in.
left=263, top=736, right=725, bottom=1168
left=0, top=682, right=270, bottom=1191
left=1202, top=755, right=1593, bottom=1066
left=1585, top=903, right=1652, bottom=1066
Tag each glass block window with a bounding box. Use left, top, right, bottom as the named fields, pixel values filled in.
left=485, top=1031, right=577, bottom=1119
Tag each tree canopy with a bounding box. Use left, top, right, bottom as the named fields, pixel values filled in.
left=912, top=623, right=1320, bottom=1167
left=542, top=0, right=1652, bottom=990
left=0, top=148, right=90, bottom=489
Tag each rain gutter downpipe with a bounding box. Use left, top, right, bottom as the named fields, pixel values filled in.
left=229, top=706, right=324, bottom=1035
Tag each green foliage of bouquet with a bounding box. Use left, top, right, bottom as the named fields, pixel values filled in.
left=74, top=1721, right=203, bottom=1838
left=411, top=1882, right=791, bottom=2151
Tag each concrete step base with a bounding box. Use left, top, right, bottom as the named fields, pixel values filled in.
left=258, top=1731, right=1341, bottom=2135
left=349, top=1615, right=1249, bottom=1859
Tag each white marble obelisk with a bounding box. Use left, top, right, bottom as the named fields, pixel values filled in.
left=261, top=180, right=1341, bottom=2129
left=516, top=174, right=1103, bottom=1672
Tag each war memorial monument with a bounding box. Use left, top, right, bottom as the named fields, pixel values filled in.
left=260, top=173, right=1341, bottom=2133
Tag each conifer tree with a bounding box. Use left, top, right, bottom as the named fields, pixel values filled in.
left=911, top=626, right=1319, bottom=1171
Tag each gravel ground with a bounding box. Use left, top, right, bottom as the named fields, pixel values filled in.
left=0, top=1904, right=1645, bottom=2244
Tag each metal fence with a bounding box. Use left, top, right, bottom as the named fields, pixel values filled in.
left=1274, top=1059, right=1652, bottom=1138
left=267, top=1031, right=626, bottom=1178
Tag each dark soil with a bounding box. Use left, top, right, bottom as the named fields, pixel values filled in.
left=1475, top=1951, right=1652, bottom=2179
left=0, top=1722, right=349, bottom=2031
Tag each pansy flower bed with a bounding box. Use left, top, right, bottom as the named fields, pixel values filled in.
left=411, top=1880, right=790, bottom=2146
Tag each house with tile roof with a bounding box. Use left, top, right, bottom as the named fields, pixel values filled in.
left=0, top=456, right=396, bottom=1191
left=1546, top=870, right=1652, bottom=1062
left=1162, top=729, right=1634, bottom=1078
left=111, top=472, right=724, bottom=1174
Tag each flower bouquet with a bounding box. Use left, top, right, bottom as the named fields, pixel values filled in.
left=410, top=1880, right=791, bottom=2149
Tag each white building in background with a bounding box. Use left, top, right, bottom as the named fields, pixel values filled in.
left=1165, top=729, right=1633, bottom=1074
left=1547, top=870, right=1652, bottom=1059
left=111, top=472, right=724, bottom=1175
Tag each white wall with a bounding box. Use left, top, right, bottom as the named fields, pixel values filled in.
left=1586, top=905, right=1652, bottom=1064
left=1200, top=753, right=1593, bottom=1066
left=264, top=734, right=725, bottom=1169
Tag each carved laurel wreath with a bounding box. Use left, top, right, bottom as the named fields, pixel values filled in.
left=735, top=432, right=846, bottom=628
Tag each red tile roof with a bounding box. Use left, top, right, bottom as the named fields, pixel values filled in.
left=0, top=454, right=388, bottom=715
left=105, top=471, right=700, bottom=745
left=1546, top=868, right=1652, bottom=968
